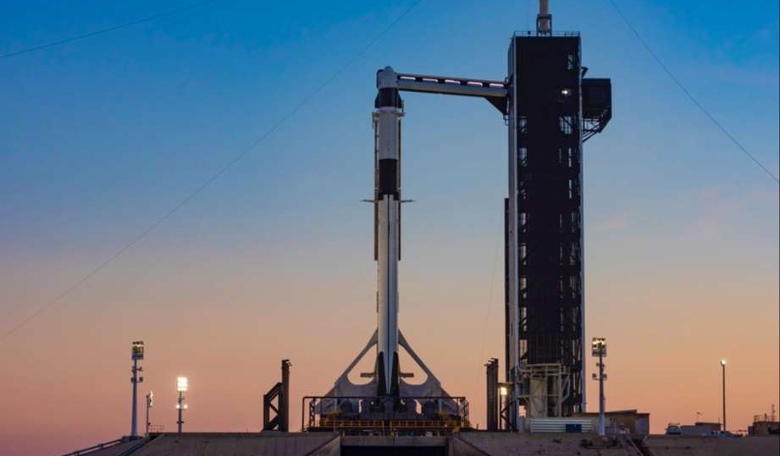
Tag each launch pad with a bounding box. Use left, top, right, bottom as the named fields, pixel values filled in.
left=46, top=2, right=780, bottom=456
left=297, top=0, right=612, bottom=435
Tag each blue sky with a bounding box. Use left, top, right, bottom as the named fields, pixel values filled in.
left=2, top=0, right=777, bottom=319
left=1, top=0, right=777, bottom=256
left=0, top=1, right=778, bottom=452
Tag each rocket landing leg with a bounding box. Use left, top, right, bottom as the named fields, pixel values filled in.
left=324, top=329, right=451, bottom=399
left=319, top=329, right=460, bottom=420
left=319, top=330, right=462, bottom=422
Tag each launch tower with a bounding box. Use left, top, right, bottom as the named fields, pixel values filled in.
left=505, top=12, right=612, bottom=424
left=309, top=0, right=611, bottom=433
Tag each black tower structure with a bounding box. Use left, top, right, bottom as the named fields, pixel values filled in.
left=506, top=30, right=611, bottom=419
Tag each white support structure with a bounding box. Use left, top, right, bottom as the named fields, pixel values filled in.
left=515, top=363, right=571, bottom=418
left=323, top=330, right=452, bottom=401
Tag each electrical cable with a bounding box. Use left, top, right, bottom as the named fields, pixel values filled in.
left=472, top=224, right=503, bottom=409
left=606, top=0, right=779, bottom=184
left=1, top=0, right=424, bottom=340
left=0, top=0, right=225, bottom=60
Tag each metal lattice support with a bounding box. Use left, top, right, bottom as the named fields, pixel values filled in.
left=506, top=31, right=610, bottom=421
left=514, top=363, right=570, bottom=418
left=302, top=395, right=470, bottom=436
left=263, top=359, right=291, bottom=432
left=485, top=358, right=499, bottom=431
left=514, top=34, right=584, bottom=417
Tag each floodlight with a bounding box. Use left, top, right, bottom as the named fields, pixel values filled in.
left=177, top=376, right=188, bottom=392
left=720, top=359, right=727, bottom=366
left=591, top=337, right=606, bottom=357
left=132, top=341, right=145, bottom=360
left=499, top=386, right=508, bottom=396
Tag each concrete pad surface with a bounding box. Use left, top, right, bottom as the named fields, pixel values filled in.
left=133, top=433, right=339, bottom=456
left=455, top=432, right=637, bottom=456
left=646, top=435, right=779, bottom=456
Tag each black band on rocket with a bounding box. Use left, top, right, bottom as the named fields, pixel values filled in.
left=375, top=88, right=403, bottom=109
left=378, top=159, right=399, bottom=197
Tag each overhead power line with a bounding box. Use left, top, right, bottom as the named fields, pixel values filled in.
left=472, top=225, right=502, bottom=401
left=1, top=0, right=424, bottom=340
left=0, top=0, right=225, bottom=60
left=606, top=0, right=779, bottom=184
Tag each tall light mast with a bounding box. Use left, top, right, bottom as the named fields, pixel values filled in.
left=130, top=341, right=144, bottom=438
left=592, top=338, right=607, bottom=435
left=176, top=376, right=188, bottom=433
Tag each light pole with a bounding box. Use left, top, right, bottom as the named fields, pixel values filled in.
left=145, top=391, right=154, bottom=435
left=130, top=341, right=144, bottom=438
left=176, top=377, right=188, bottom=433
left=592, top=338, right=607, bottom=436
left=720, top=359, right=726, bottom=432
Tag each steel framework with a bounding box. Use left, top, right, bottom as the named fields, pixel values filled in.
left=303, top=395, right=469, bottom=435
left=320, top=4, right=611, bottom=432
left=505, top=31, right=611, bottom=423
left=263, top=359, right=291, bottom=432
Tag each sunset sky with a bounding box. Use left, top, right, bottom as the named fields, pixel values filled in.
left=1, top=1, right=778, bottom=455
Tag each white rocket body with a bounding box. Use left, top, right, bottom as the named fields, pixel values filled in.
left=373, top=69, right=404, bottom=396
left=376, top=181, right=399, bottom=395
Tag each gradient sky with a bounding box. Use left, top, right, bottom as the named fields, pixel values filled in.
left=1, top=1, right=778, bottom=455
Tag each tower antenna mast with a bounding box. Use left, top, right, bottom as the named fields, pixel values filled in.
left=537, top=0, right=552, bottom=35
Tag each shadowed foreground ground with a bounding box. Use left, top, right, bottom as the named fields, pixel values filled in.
left=64, top=432, right=779, bottom=456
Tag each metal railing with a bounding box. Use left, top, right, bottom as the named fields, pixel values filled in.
left=302, top=396, right=469, bottom=434
left=59, top=439, right=125, bottom=456
left=513, top=30, right=580, bottom=37
left=148, top=424, right=166, bottom=433
left=754, top=414, right=777, bottom=423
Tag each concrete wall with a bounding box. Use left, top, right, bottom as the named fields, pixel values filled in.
left=63, top=432, right=779, bottom=456
left=72, top=439, right=146, bottom=456
left=453, top=432, right=638, bottom=456
left=647, top=435, right=779, bottom=456
left=574, top=412, right=650, bottom=436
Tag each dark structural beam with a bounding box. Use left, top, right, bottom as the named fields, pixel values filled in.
left=485, top=358, right=499, bottom=431
left=263, top=359, right=291, bottom=432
